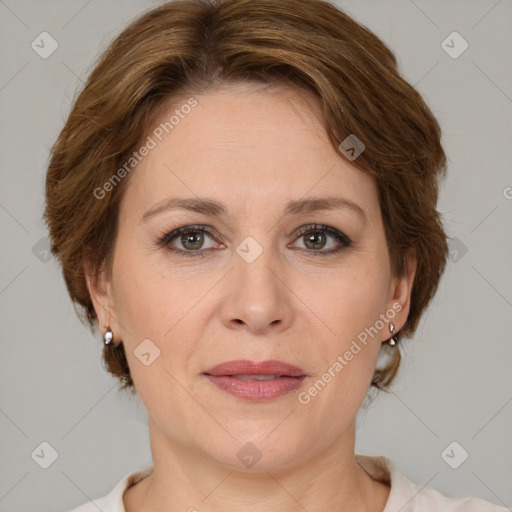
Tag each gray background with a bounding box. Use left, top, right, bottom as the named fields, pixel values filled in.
left=0, top=0, right=511, bottom=510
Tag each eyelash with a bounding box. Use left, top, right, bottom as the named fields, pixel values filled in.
left=156, top=223, right=353, bottom=259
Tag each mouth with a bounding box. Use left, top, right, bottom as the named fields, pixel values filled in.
left=203, top=359, right=307, bottom=402
left=204, top=359, right=307, bottom=378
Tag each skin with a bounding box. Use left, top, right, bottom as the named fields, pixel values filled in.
left=86, top=82, right=416, bottom=512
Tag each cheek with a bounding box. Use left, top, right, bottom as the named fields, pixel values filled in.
left=322, top=256, right=390, bottom=341
left=110, top=254, right=196, bottom=413
left=304, top=258, right=389, bottom=402
left=112, top=246, right=178, bottom=336
left=110, top=248, right=204, bottom=384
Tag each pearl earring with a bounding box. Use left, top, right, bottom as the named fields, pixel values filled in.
left=387, top=323, right=398, bottom=346
left=103, top=326, right=114, bottom=345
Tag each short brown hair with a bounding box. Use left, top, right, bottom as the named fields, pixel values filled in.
left=44, top=0, right=448, bottom=394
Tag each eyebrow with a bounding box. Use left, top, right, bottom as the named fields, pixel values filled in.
left=141, top=195, right=367, bottom=223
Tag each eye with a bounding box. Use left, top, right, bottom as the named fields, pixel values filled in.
left=290, top=224, right=352, bottom=256
left=157, top=223, right=352, bottom=258
left=157, top=225, right=222, bottom=258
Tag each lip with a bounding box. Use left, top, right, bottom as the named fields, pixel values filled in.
left=203, top=359, right=307, bottom=402
left=204, top=359, right=306, bottom=377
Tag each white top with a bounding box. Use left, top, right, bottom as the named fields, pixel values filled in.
left=68, top=454, right=507, bottom=511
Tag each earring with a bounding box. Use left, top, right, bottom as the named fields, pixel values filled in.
left=103, top=326, right=114, bottom=345
left=387, top=323, right=399, bottom=346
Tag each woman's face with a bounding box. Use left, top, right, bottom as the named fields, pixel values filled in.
left=90, top=83, right=415, bottom=471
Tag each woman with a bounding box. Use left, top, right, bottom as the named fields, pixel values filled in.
left=44, top=0, right=507, bottom=510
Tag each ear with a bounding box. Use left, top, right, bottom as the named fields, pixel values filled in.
left=385, top=247, right=417, bottom=334
left=84, top=260, right=120, bottom=342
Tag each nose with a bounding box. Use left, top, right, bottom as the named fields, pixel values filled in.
left=220, top=246, right=294, bottom=335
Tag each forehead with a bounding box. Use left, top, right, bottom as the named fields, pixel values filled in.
left=121, top=84, right=379, bottom=221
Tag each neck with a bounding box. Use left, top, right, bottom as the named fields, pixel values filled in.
left=124, top=416, right=387, bottom=512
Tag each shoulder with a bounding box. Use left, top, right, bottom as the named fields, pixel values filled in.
left=67, top=465, right=154, bottom=512
left=355, top=454, right=508, bottom=511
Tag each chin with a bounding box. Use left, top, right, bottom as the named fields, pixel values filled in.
left=197, top=426, right=310, bottom=473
